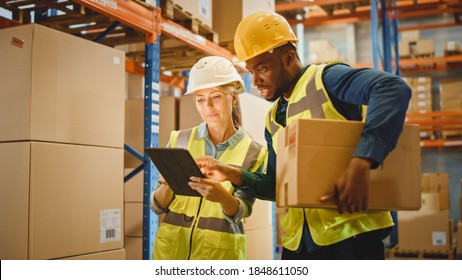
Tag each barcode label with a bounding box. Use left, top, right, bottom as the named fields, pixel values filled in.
left=100, top=209, right=121, bottom=244
left=106, top=229, right=116, bottom=239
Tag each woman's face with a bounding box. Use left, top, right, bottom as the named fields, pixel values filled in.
left=194, top=87, right=235, bottom=127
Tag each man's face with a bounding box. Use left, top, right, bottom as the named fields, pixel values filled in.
left=245, top=51, right=292, bottom=102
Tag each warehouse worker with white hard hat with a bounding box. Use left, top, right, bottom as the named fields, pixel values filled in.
left=150, top=56, right=267, bottom=260
left=196, top=11, right=412, bottom=260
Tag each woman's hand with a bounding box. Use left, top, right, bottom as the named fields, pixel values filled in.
left=188, top=176, right=239, bottom=217
left=154, top=176, right=174, bottom=209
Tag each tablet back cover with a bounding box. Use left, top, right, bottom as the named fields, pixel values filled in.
left=145, top=148, right=202, bottom=197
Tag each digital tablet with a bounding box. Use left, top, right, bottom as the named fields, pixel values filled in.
left=145, top=147, right=203, bottom=197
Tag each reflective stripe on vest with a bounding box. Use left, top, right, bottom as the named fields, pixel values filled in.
left=163, top=211, right=244, bottom=234
left=266, top=62, right=393, bottom=248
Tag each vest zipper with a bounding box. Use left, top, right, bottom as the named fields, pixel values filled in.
left=187, top=197, right=203, bottom=260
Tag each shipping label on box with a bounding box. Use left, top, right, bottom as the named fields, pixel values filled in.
left=100, top=209, right=122, bottom=244
left=276, top=119, right=421, bottom=210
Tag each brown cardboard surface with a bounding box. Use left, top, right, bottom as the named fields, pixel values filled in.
left=58, top=249, right=126, bottom=260
left=276, top=119, right=421, bottom=210
left=29, top=142, right=124, bottom=259
left=398, top=210, right=450, bottom=251
left=457, top=220, right=462, bottom=252
left=179, top=94, right=202, bottom=130
left=124, top=202, right=143, bottom=237
left=159, top=96, right=179, bottom=147
left=124, top=99, right=144, bottom=168
left=246, top=227, right=274, bottom=260
left=421, top=173, right=450, bottom=210
left=243, top=199, right=273, bottom=231
left=0, top=24, right=124, bottom=147
left=124, top=168, right=144, bottom=203
left=0, top=142, right=30, bottom=260
left=172, top=0, right=212, bottom=28
left=213, top=0, right=275, bottom=43
left=125, top=237, right=143, bottom=260
left=124, top=97, right=179, bottom=167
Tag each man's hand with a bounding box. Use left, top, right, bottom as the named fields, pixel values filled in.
left=195, top=156, right=243, bottom=185
left=320, top=157, right=373, bottom=214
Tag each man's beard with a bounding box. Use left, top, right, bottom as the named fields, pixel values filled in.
left=265, top=67, right=293, bottom=102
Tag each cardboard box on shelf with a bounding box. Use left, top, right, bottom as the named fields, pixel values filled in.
left=397, top=210, right=451, bottom=251
left=415, top=39, right=435, bottom=56
left=58, top=249, right=126, bottom=260
left=457, top=220, right=462, bottom=252
left=124, top=96, right=179, bottom=168
left=170, top=0, right=213, bottom=28
left=0, top=24, right=124, bottom=148
left=308, top=40, right=344, bottom=64
left=421, top=173, right=450, bottom=210
left=213, top=0, right=275, bottom=43
left=125, top=237, right=143, bottom=260
left=0, top=141, right=124, bottom=260
left=246, top=227, right=274, bottom=260
left=243, top=199, right=273, bottom=231
left=276, top=119, right=421, bottom=210
left=402, top=30, right=420, bottom=41
left=125, top=202, right=143, bottom=238
left=179, top=94, right=203, bottom=130
left=124, top=168, right=144, bottom=203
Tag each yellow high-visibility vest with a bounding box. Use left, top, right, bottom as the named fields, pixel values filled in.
left=153, top=126, right=267, bottom=259
left=266, top=63, right=393, bottom=249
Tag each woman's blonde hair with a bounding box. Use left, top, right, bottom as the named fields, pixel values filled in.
left=216, top=84, right=242, bottom=130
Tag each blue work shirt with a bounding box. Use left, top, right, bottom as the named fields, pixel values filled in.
left=240, top=63, right=411, bottom=252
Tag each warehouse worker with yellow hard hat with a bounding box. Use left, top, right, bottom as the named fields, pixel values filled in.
left=150, top=56, right=267, bottom=260
left=196, top=12, right=411, bottom=259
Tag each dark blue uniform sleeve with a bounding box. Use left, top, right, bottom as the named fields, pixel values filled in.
left=323, top=64, right=411, bottom=168
left=240, top=127, right=276, bottom=201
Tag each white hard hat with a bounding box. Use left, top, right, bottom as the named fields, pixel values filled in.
left=184, top=56, right=245, bottom=95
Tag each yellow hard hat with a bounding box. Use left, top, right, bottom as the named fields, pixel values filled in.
left=234, top=11, right=298, bottom=62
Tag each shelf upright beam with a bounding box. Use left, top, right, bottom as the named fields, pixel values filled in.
left=141, top=0, right=162, bottom=259
left=371, top=0, right=380, bottom=70
left=391, top=1, right=400, bottom=76
left=143, top=34, right=160, bottom=260
left=381, top=0, right=392, bottom=73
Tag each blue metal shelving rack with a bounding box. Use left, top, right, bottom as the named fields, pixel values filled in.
left=370, top=0, right=401, bottom=248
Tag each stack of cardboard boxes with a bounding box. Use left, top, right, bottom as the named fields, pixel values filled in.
left=0, top=24, right=125, bottom=259
left=308, top=40, right=344, bottom=64
left=439, top=79, right=462, bottom=139
left=391, top=173, right=455, bottom=259
left=458, top=180, right=462, bottom=259
left=404, top=77, right=434, bottom=139
left=399, top=30, right=435, bottom=58
left=123, top=89, right=179, bottom=259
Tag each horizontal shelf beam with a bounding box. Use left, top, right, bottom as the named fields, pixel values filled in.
left=160, top=17, right=245, bottom=72
left=72, top=0, right=157, bottom=36
left=420, top=139, right=462, bottom=147
left=398, top=22, right=462, bottom=31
